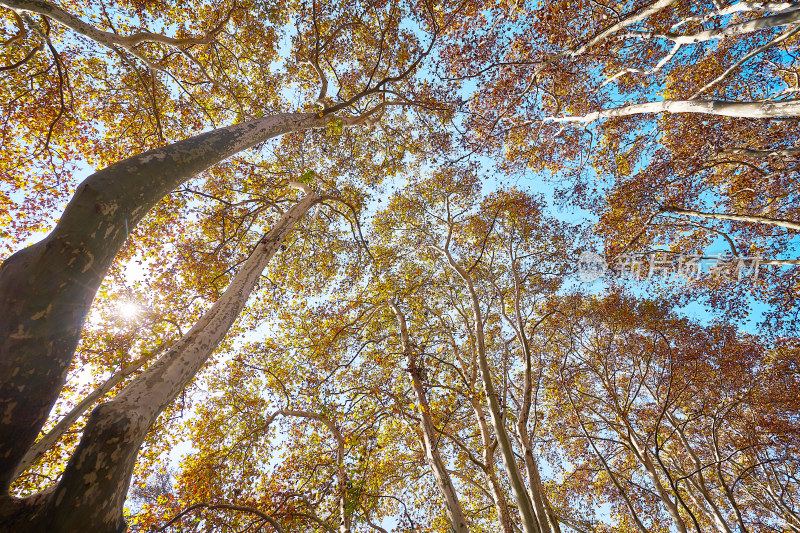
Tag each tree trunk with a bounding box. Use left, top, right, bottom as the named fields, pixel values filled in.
left=276, top=410, right=350, bottom=533
left=506, top=273, right=560, bottom=533
left=0, top=190, right=319, bottom=532
left=468, top=396, right=514, bottom=533
left=0, top=112, right=328, bottom=492
left=11, top=353, right=152, bottom=482
left=621, top=425, right=689, bottom=533
left=548, top=98, right=800, bottom=123
left=664, top=413, right=732, bottom=533
left=437, top=244, right=541, bottom=533
left=662, top=206, right=800, bottom=231
left=388, top=301, right=470, bottom=533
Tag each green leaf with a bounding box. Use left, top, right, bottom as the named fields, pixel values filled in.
left=299, top=169, right=316, bottom=183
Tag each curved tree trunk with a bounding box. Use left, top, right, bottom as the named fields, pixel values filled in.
left=436, top=243, right=541, bottom=533
left=0, top=190, right=319, bottom=532
left=0, top=112, right=328, bottom=492
left=468, top=396, right=514, bottom=533
left=10, top=353, right=153, bottom=482
left=504, top=268, right=560, bottom=533
left=276, top=409, right=351, bottom=533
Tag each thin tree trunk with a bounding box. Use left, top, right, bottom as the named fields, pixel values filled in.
left=558, top=367, right=650, bottom=533
left=721, top=147, right=800, bottom=158
left=620, top=425, right=689, bottom=533
left=276, top=410, right=350, bottom=533
left=547, top=98, right=800, bottom=123
left=388, top=301, right=470, bottom=533
left=467, top=395, right=515, bottom=533
left=662, top=206, right=800, bottom=231
left=450, top=332, right=514, bottom=533
left=11, top=352, right=155, bottom=481
left=436, top=242, right=541, bottom=533
left=0, top=0, right=218, bottom=49
left=570, top=0, right=679, bottom=56
left=664, top=413, right=732, bottom=533
left=505, top=267, right=560, bottom=533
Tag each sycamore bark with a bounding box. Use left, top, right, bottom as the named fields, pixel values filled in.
left=435, top=240, right=542, bottom=533
left=547, top=98, right=800, bottom=123
left=388, top=301, right=470, bottom=533
left=0, top=112, right=328, bottom=495
left=0, top=187, right=319, bottom=532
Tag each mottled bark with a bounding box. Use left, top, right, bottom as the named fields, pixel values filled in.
left=1, top=0, right=219, bottom=48
left=436, top=242, right=541, bottom=533
left=662, top=206, right=800, bottom=231
left=11, top=354, right=151, bottom=482
left=548, top=98, right=800, bottom=123
left=0, top=112, right=327, bottom=492
left=0, top=190, right=319, bottom=532
left=644, top=7, right=800, bottom=45
left=388, top=301, right=470, bottom=533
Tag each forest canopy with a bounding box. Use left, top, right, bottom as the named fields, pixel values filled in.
left=0, top=0, right=798, bottom=532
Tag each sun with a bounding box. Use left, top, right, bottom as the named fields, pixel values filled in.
left=117, top=301, right=141, bottom=320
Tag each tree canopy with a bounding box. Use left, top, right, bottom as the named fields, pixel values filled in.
left=0, top=1, right=798, bottom=532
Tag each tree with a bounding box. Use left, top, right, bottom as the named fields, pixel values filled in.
left=544, top=294, right=800, bottom=533
left=144, top=168, right=797, bottom=533
left=0, top=0, right=456, bottom=529
left=441, top=0, right=800, bottom=330
left=2, top=0, right=799, bottom=532
left=129, top=171, right=584, bottom=533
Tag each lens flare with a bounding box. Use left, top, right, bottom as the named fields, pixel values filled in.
left=117, top=301, right=141, bottom=320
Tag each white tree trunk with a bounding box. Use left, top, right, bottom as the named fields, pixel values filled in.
left=548, top=99, right=800, bottom=123
left=21, top=189, right=319, bottom=532
left=388, top=301, right=470, bottom=533
left=436, top=243, right=541, bottom=533
left=0, top=111, right=329, bottom=493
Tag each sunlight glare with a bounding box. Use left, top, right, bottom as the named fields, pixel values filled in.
left=117, top=301, right=141, bottom=320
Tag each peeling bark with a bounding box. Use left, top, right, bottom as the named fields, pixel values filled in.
left=0, top=112, right=327, bottom=492
left=638, top=7, right=800, bottom=45
left=0, top=190, right=319, bottom=531
left=11, top=353, right=152, bottom=482
left=548, top=98, right=800, bottom=123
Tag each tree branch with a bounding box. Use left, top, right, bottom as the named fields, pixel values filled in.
left=154, top=502, right=286, bottom=533
left=547, top=98, right=800, bottom=123
left=1, top=0, right=230, bottom=48
left=662, top=206, right=800, bottom=231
